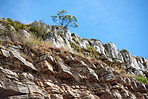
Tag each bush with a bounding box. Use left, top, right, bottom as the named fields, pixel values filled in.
left=29, top=20, right=48, bottom=39
left=136, top=76, right=148, bottom=84
left=120, top=49, right=128, bottom=52
left=6, top=18, right=16, bottom=27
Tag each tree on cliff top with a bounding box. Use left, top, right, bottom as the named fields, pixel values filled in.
left=51, top=10, right=78, bottom=28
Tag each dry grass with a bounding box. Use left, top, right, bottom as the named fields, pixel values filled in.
left=114, top=67, right=135, bottom=78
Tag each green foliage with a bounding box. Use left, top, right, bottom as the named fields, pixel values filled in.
left=136, top=76, right=148, bottom=84
left=135, top=56, right=140, bottom=62
left=0, top=40, right=2, bottom=45
left=87, top=46, right=96, bottom=55
left=19, top=24, right=25, bottom=29
left=137, top=92, right=141, bottom=95
left=120, top=49, right=128, bottom=52
left=70, top=42, right=81, bottom=52
left=6, top=18, right=16, bottom=27
left=72, top=36, right=80, bottom=45
left=29, top=20, right=48, bottom=39
left=51, top=10, right=78, bottom=28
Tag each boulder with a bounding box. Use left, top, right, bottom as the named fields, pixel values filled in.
left=36, top=60, right=54, bottom=74
left=104, top=42, right=124, bottom=63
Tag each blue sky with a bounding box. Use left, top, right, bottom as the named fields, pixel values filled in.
left=0, top=0, right=148, bottom=58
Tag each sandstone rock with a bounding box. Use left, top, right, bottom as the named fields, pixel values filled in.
left=61, top=84, right=77, bottom=98
left=120, top=88, right=130, bottom=98
left=36, top=60, right=54, bottom=74
left=104, top=73, right=115, bottom=82
left=50, top=94, right=63, bottom=99
left=24, top=81, right=44, bottom=98
left=45, top=81, right=63, bottom=94
left=116, top=75, right=125, bottom=85
left=0, top=67, right=18, bottom=80
left=137, top=83, right=147, bottom=92
left=7, top=95, right=29, bottom=99
left=9, top=49, right=37, bottom=71
left=131, top=80, right=138, bottom=92
left=57, top=61, right=73, bottom=79
left=125, top=78, right=131, bottom=86
left=112, top=92, right=122, bottom=99
left=99, top=90, right=113, bottom=99
left=20, top=72, right=35, bottom=82
left=0, top=78, right=28, bottom=98
left=87, top=68, right=99, bottom=81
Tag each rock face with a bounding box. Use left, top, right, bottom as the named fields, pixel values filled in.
left=0, top=42, right=147, bottom=99
left=0, top=21, right=148, bottom=98
left=121, top=50, right=148, bottom=76
left=42, top=25, right=148, bottom=77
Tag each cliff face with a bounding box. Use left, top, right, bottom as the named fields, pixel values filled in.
left=0, top=41, right=147, bottom=99
left=0, top=21, right=148, bottom=99
left=46, top=25, right=148, bottom=77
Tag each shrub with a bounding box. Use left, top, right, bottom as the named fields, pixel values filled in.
left=120, top=49, right=128, bottom=52
left=136, top=76, right=148, bottom=84
left=29, top=20, right=48, bottom=39
left=6, top=18, right=16, bottom=27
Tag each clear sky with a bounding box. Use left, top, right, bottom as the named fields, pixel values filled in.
left=0, top=0, right=148, bottom=58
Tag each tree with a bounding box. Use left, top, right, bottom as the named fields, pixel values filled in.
left=51, top=10, right=78, bottom=28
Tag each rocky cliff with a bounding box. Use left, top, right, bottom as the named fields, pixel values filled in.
left=0, top=19, right=148, bottom=99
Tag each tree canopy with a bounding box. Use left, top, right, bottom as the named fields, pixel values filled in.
left=51, top=10, right=78, bottom=28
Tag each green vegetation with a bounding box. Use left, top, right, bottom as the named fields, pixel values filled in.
left=70, top=41, right=80, bottom=51
left=135, top=56, right=140, bottom=61
left=72, top=36, right=80, bottom=45
left=51, top=10, right=78, bottom=28
left=87, top=46, right=97, bottom=55
left=0, top=40, right=2, bottom=45
left=29, top=20, right=49, bottom=39
left=136, top=76, right=148, bottom=84
left=0, top=17, right=29, bottom=31
left=137, top=92, right=141, bottom=95
left=120, top=49, right=128, bottom=52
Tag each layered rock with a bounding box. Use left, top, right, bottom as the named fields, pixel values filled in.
left=0, top=42, right=147, bottom=99
left=0, top=21, right=148, bottom=98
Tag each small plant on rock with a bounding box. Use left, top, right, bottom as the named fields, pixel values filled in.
left=120, top=49, right=128, bottom=52
left=136, top=76, right=148, bottom=84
